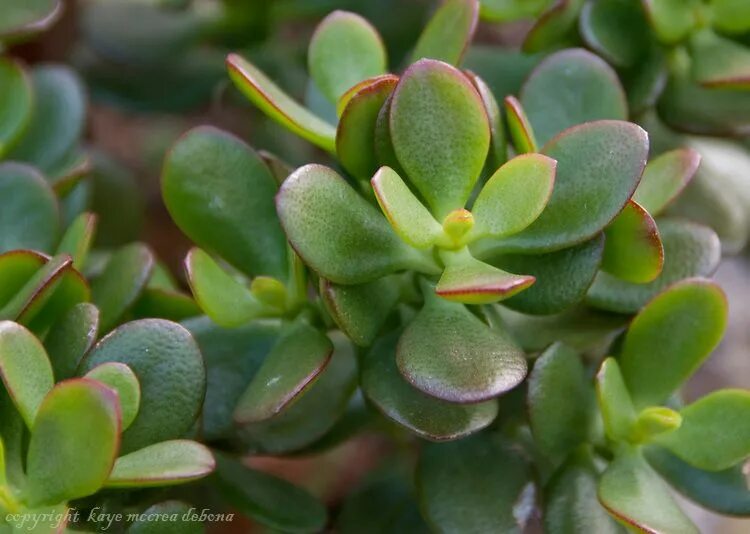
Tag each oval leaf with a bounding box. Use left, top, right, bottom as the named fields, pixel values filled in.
left=85, top=362, right=141, bottom=431
left=504, top=96, right=538, bottom=154
left=44, top=302, right=99, bottom=380
left=601, top=200, right=663, bottom=283
left=596, top=358, right=636, bottom=442
left=411, top=0, right=479, bottom=65
left=632, top=148, right=701, bottom=216
left=0, top=58, right=32, bottom=157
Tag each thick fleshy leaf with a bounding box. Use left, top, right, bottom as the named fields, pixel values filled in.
left=80, top=319, right=205, bottom=453
left=131, top=287, right=201, bottom=322
left=0, top=250, right=45, bottom=309
left=128, top=501, right=203, bottom=534
left=91, top=243, right=154, bottom=333
left=579, top=0, right=650, bottom=68
left=489, top=234, right=604, bottom=314
left=633, top=148, right=701, bottom=216
left=0, top=58, right=32, bottom=156
left=321, top=276, right=400, bottom=346
left=598, top=449, right=698, bottom=533
left=226, top=54, right=336, bottom=152
left=523, top=0, right=585, bottom=53
left=544, top=449, right=622, bottom=534
left=436, top=249, right=535, bottom=304
left=0, top=163, right=59, bottom=254
left=390, top=59, right=490, bottom=218
left=85, top=362, right=140, bottom=431
left=588, top=219, right=721, bottom=313
left=596, top=358, right=636, bottom=442
left=162, top=126, right=288, bottom=280
left=337, top=76, right=397, bottom=179
left=26, top=379, right=120, bottom=507
left=528, top=343, right=592, bottom=464
left=622, top=43, right=668, bottom=115
left=654, top=390, right=750, bottom=471
left=184, top=316, right=281, bottom=441
left=493, top=121, right=647, bottom=253
left=56, top=212, right=96, bottom=270
left=411, top=0, right=479, bottom=65
left=0, top=321, right=54, bottom=428
left=23, top=260, right=90, bottom=336
left=712, top=0, right=750, bottom=34
left=479, top=0, right=552, bottom=21
left=277, top=164, right=436, bottom=284
left=234, top=322, right=332, bottom=424
left=44, top=302, right=98, bottom=381
left=239, top=332, right=356, bottom=454
left=185, top=248, right=266, bottom=327
left=472, top=153, right=555, bottom=239
left=601, top=200, right=663, bottom=283
left=106, top=440, right=214, bottom=488
left=362, top=331, right=498, bottom=441
left=396, top=287, right=527, bottom=402
left=0, top=0, right=61, bottom=40
left=641, top=0, right=696, bottom=44
left=467, top=71, right=506, bottom=167
left=308, top=11, right=387, bottom=103
left=620, top=279, right=727, bottom=407
left=8, top=66, right=85, bottom=173
left=520, top=49, right=628, bottom=145
left=691, top=30, right=750, bottom=89
left=504, top=96, right=538, bottom=154
left=372, top=166, right=443, bottom=249
left=645, top=446, right=750, bottom=516
left=214, top=454, right=327, bottom=533
left=417, top=433, right=533, bottom=533
left=0, top=254, right=71, bottom=325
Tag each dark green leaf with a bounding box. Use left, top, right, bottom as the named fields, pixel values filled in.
left=579, top=0, right=650, bottom=67
left=56, top=212, right=96, bottom=270
left=0, top=58, right=32, bottom=156
left=601, top=201, right=663, bottom=284
left=523, top=0, right=584, bottom=53
left=44, top=302, right=98, bottom=381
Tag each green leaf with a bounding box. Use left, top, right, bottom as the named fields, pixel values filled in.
left=128, top=501, right=204, bottom=534
left=0, top=0, right=61, bottom=40
left=85, top=362, right=140, bottom=431
left=0, top=163, right=59, bottom=254
left=630, top=406, right=682, bottom=443
left=654, top=390, right=750, bottom=471
left=308, top=11, right=387, bottom=103
left=234, top=321, right=332, bottom=424
left=587, top=219, right=721, bottom=313
left=26, top=379, right=120, bottom=507
left=56, top=212, right=96, bottom=270
left=641, top=0, right=697, bottom=44
left=91, top=243, right=155, bottom=333
left=372, top=166, right=443, bottom=249
left=690, top=30, right=750, bottom=89
left=467, top=71, right=507, bottom=167
left=26, top=262, right=89, bottom=337
left=520, top=49, right=628, bottom=145
left=396, top=286, right=527, bottom=402
left=472, top=153, right=555, bottom=239
left=162, top=126, right=288, bottom=280
left=362, top=331, right=498, bottom=441
left=487, top=234, right=604, bottom=315
left=106, top=440, right=214, bottom=488
left=622, top=43, right=668, bottom=115
left=238, top=332, right=356, bottom=455
left=184, top=316, right=281, bottom=441
left=504, top=96, right=538, bottom=153
left=579, top=0, right=650, bottom=68
left=523, top=0, right=585, bottom=53
left=80, top=319, right=205, bottom=453
left=494, top=121, right=647, bottom=253
left=598, top=448, right=698, bottom=533
left=645, top=446, right=750, bottom=516
left=0, top=58, right=32, bottom=157
left=321, top=276, right=400, bottom=347
left=436, top=248, right=535, bottom=304
left=411, top=0, right=479, bottom=65
left=226, top=54, right=336, bottom=153
left=417, top=433, right=533, bottom=533
left=0, top=254, right=72, bottom=325
left=277, top=164, right=437, bottom=284
left=374, top=94, right=405, bottom=174
left=544, top=449, right=623, bottom=534
left=632, top=148, right=701, bottom=216
left=596, top=358, right=636, bottom=442
left=620, top=279, right=727, bottom=407
left=0, top=321, right=54, bottom=428
left=390, top=59, right=490, bottom=218
left=213, top=453, right=327, bottom=533
left=131, top=287, right=200, bottom=322
left=528, top=343, right=592, bottom=464
left=0, top=250, right=46, bottom=310
left=337, top=75, right=398, bottom=179
left=601, top=201, right=663, bottom=284
left=185, top=248, right=266, bottom=327
left=711, top=0, right=750, bottom=34
left=480, top=0, right=552, bottom=22
left=8, top=66, right=85, bottom=173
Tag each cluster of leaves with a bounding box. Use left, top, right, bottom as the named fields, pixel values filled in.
left=157, top=0, right=750, bottom=531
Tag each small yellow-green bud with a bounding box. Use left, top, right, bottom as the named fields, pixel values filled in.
left=442, top=209, right=474, bottom=246
left=630, top=406, right=682, bottom=444
left=250, top=276, right=287, bottom=311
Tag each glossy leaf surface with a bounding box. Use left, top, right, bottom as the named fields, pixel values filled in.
left=85, top=362, right=140, bottom=430
left=44, top=302, right=98, bottom=380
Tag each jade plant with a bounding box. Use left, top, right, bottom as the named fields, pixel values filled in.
left=153, top=0, right=750, bottom=531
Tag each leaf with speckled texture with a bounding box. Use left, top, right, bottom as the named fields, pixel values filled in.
left=601, top=201, right=663, bottom=284
left=44, top=302, right=99, bottom=380
left=467, top=71, right=506, bottom=167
